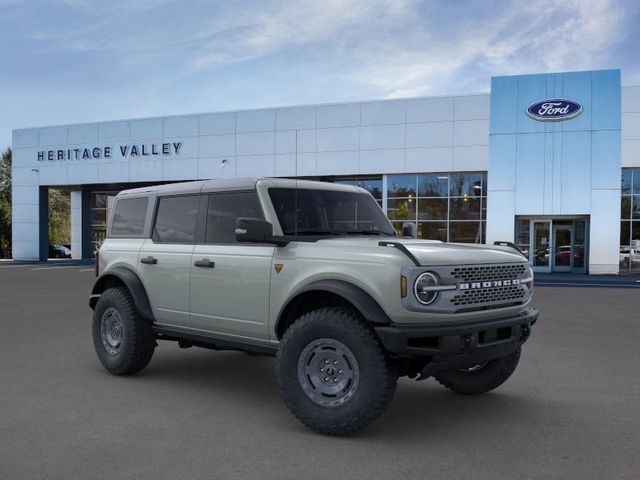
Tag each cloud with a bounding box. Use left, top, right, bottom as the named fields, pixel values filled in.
left=15, top=0, right=635, bottom=96
left=346, top=0, right=632, bottom=97
left=1, top=0, right=638, bottom=147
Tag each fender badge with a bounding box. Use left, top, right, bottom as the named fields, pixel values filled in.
left=274, top=264, right=283, bottom=274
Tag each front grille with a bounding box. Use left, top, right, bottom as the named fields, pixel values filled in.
left=450, top=264, right=528, bottom=283
left=450, top=285, right=527, bottom=307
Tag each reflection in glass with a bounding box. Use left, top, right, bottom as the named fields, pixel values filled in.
left=358, top=179, right=382, bottom=200
left=418, top=175, right=448, bottom=197
left=449, top=222, right=481, bottom=243
left=387, top=175, right=416, bottom=197
left=633, top=169, right=640, bottom=195
left=386, top=198, right=416, bottom=221
left=573, top=220, right=586, bottom=269
left=553, top=227, right=572, bottom=268
left=631, top=222, right=640, bottom=273
left=449, top=173, right=482, bottom=197
left=417, top=198, right=447, bottom=220
left=90, top=208, right=106, bottom=225
left=335, top=172, right=487, bottom=244
left=533, top=222, right=550, bottom=267
left=621, top=196, right=632, bottom=219
left=334, top=177, right=382, bottom=201
left=633, top=196, right=640, bottom=219
left=620, top=221, right=631, bottom=272
left=450, top=198, right=481, bottom=220
left=515, top=219, right=531, bottom=259
left=418, top=222, right=447, bottom=241
left=91, top=193, right=107, bottom=209
left=622, top=169, right=632, bottom=194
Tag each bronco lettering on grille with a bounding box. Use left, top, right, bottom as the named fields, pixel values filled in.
left=459, top=279, right=520, bottom=290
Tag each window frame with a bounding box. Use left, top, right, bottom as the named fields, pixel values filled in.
left=108, top=196, right=150, bottom=239
left=151, top=193, right=206, bottom=245
left=202, top=190, right=266, bottom=245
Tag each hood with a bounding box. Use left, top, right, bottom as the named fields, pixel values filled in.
left=315, top=237, right=526, bottom=266
left=398, top=239, right=526, bottom=265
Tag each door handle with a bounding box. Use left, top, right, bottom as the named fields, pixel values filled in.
left=194, top=258, right=215, bottom=268
left=140, top=256, right=158, bottom=265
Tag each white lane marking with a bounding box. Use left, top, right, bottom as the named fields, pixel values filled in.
left=0, top=264, right=41, bottom=269
left=31, top=266, right=80, bottom=270
left=536, top=282, right=640, bottom=288
left=78, top=268, right=94, bottom=272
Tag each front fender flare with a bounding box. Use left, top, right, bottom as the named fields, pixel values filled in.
left=89, top=267, right=154, bottom=321
left=276, top=279, right=391, bottom=337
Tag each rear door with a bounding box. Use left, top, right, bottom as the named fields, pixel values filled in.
left=138, top=194, right=202, bottom=327
left=190, top=191, right=274, bottom=339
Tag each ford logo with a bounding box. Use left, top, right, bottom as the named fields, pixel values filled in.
left=527, top=99, right=582, bottom=122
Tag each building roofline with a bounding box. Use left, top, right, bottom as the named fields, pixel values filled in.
left=11, top=92, right=491, bottom=133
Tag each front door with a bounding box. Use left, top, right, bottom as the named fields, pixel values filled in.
left=552, top=224, right=573, bottom=272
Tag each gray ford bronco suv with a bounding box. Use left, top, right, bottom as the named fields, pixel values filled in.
left=90, top=178, right=538, bottom=435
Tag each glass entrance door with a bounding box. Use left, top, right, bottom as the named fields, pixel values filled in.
left=517, top=217, right=589, bottom=274
left=552, top=224, right=573, bottom=272
left=532, top=221, right=551, bottom=272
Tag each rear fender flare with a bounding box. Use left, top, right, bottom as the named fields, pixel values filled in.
left=90, top=267, right=154, bottom=321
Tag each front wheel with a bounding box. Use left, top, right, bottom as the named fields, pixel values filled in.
left=434, top=347, right=521, bottom=395
left=275, top=307, right=397, bottom=435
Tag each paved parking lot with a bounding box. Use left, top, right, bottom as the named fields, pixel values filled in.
left=1, top=263, right=639, bottom=480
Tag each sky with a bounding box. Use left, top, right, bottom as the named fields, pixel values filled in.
left=1, top=0, right=639, bottom=148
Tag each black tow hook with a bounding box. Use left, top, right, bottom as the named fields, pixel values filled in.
left=461, top=335, right=473, bottom=351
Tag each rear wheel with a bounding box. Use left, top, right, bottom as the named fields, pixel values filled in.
left=434, top=348, right=521, bottom=395
left=92, top=287, right=156, bottom=375
left=275, top=307, right=397, bottom=435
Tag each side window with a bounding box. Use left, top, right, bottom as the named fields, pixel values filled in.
left=206, top=192, right=263, bottom=243
left=153, top=195, right=200, bottom=244
left=110, top=197, right=148, bottom=236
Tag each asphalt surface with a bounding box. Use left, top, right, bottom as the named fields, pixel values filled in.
left=1, top=264, right=639, bottom=480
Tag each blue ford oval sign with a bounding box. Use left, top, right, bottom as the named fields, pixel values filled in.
left=527, top=99, right=582, bottom=122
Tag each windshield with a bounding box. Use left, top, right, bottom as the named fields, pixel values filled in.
left=268, top=187, right=395, bottom=237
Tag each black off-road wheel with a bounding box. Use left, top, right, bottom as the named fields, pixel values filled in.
left=92, top=287, right=156, bottom=375
left=275, top=307, right=397, bottom=436
left=434, top=347, right=521, bottom=395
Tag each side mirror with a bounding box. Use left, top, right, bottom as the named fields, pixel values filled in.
left=401, top=222, right=417, bottom=239
left=235, top=218, right=289, bottom=246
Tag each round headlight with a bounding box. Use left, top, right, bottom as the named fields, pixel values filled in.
left=414, top=272, right=439, bottom=305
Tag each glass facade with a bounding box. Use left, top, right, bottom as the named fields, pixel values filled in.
left=620, top=168, right=640, bottom=273
left=89, top=191, right=117, bottom=255
left=332, top=177, right=383, bottom=207
left=386, top=172, right=487, bottom=243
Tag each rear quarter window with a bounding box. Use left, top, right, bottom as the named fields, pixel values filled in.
left=110, top=197, right=149, bottom=237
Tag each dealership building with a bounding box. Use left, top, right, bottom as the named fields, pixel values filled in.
left=10, top=68, right=640, bottom=274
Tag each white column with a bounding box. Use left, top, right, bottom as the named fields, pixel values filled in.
left=11, top=183, right=41, bottom=260
left=71, top=191, right=83, bottom=259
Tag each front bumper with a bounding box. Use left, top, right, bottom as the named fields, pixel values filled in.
left=374, top=308, right=538, bottom=379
